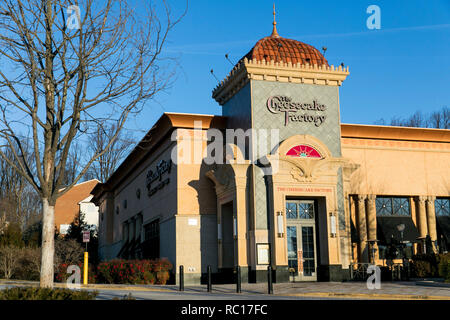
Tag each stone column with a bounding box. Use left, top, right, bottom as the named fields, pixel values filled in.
left=366, top=195, right=377, bottom=242
left=426, top=196, right=437, bottom=252
left=416, top=196, right=428, bottom=238
left=356, top=195, right=368, bottom=263
left=366, top=195, right=377, bottom=263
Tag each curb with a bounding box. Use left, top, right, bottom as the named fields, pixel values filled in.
left=0, top=280, right=173, bottom=293
left=415, top=281, right=450, bottom=288
left=282, top=292, right=450, bottom=300
left=80, top=284, right=173, bottom=293
left=2, top=280, right=449, bottom=300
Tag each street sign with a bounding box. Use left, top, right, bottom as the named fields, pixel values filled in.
left=82, top=231, right=90, bottom=243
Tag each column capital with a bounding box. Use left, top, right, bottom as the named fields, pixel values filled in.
left=357, top=194, right=367, bottom=203
left=367, top=194, right=376, bottom=202
left=416, top=195, right=427, bottom=204
left=427, top=195, right=436, bottom=202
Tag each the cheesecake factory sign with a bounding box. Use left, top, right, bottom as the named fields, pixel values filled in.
left=146, top=160, right=171, bottom=197
left=267, top=96, right=327, bottom=127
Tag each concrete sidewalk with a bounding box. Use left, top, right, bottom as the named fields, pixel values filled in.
left=1, top=279, right=449, bottom=300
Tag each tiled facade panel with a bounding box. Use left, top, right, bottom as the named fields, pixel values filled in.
left=222, top=82, right=252, bottom=132
left=250, top=80, right=341, bottom=157
left=250, top=80, right=345, bottom=230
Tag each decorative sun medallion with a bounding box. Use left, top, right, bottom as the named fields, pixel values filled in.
left=286, top=145, right=321, bottom=158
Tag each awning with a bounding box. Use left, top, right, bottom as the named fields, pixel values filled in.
left=377, top=216, right=420, bottom=244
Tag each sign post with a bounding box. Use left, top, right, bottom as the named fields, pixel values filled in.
left=82, top=231, right=90, bottom=285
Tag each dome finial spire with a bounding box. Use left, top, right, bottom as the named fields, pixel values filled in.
left=271, top=3, right=280, bottom=38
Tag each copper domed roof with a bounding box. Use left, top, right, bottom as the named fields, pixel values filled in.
left=239, top=6, right=328, bottom=67
left=242, top=36, right=328, bottom=67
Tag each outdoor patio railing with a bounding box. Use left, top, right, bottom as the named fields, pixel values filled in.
left=349, top=263, right=371, bottom=281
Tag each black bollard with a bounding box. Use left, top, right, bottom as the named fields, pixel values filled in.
left=179, top=265, right=184, bottom=291
left=236, top=265, right=241, bottom=293
left=207, top=265, right=212, bottom=292
left=267, top=265, right=273, bottom=294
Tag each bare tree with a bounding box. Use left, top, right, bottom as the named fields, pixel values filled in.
left=0, top=141, right=41, bottom=229
left=429, top=107, right=449, bottom=129
left=444, top=107, right=450, bottom=129
left=376, top=106, right=449, bottom=129
left=61, top=141, right=82, bottom=186
left=85, top=124, right=136, bottom=183
left=0, top=0, right=184, bottom=287
left=389, top=116, right=404, bottom=127
left=402, top=111, right=427, bottom=128
left=0, top=246, right=21, bottom=279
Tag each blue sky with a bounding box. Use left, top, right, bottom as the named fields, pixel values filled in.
left=127, top=0, right=450, bottom=137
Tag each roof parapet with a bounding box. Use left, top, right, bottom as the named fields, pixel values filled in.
left=212, top=58, right=350, bottom=105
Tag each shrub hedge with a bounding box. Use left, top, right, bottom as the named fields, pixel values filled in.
left=96, top=259, right=172, bottom=285
left=410, top=253, right=450, bottom=280
left=437, top=253, right=450, bottom=282
left=46, top=258, right=173, bottom=285
left=55, top=263, right=97, bottom=284
left=410, top=254, right=439, bottom=278
left=0, top=287, right=98, bottom=300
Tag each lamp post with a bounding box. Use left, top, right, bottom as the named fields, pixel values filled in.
left=396, top=223, right=405, bottom=242
left=368, top=239, right=378, bottom=265
left=396, top=223, right=407, bottom=280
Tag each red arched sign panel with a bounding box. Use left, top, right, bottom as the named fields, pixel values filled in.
left=286, top=145, right=322, bottom=158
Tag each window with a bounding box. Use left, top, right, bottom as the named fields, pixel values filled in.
left=286, top=200, right=315, bottom=220
left=59, top=224, right=70, bottom=235
left=302, top=226, right=315, bottom=276
left=376, top=197, right=419, bottom=251
left=287, top=226, right=298, bottom=273
left=435, top=198, right=450, bottom=217
left=286, top=145, right=321, bottom=158
left=143, top=219, right=160, bottom=259
left=286, top=202, right=297, bottom=219
left=298, top=202, right=314, bottom=219
left=434, top=198, right=450, bottom=254
left=376, top=197, right=410, bottom=216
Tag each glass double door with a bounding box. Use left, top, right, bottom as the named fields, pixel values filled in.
left=286, top=200, right=317, bottom=281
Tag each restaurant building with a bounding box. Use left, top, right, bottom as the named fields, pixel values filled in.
left=91, top=18, right=450, bottom=284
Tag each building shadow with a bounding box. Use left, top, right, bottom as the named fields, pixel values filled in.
left=187, top=162, right=219, bottom=284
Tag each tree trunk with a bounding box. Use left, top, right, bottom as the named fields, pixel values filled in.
left=40, top=198, right=55, bottom=288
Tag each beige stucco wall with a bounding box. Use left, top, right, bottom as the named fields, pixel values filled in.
left=97, top=117, right=450, bottom=279
left=98, top=137, right=177, bottom=261
left=115, top=140, right=176, bottom=233
left=342, top=138, right=450, bottom=196
left=343, top=135, right=450, bottom=264
left=175, top=128, right=217, bottom=215
left=172, top=128, right=219, bottom=282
